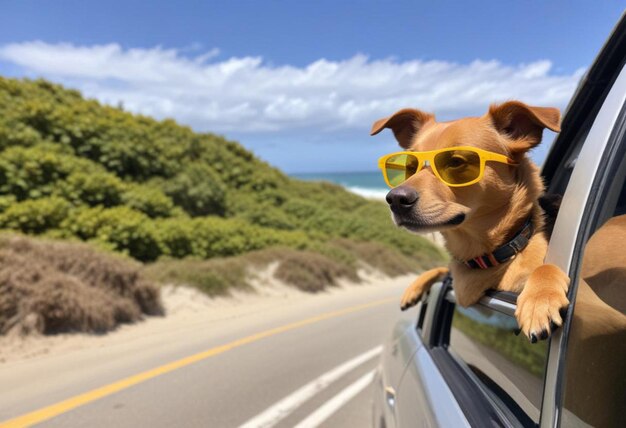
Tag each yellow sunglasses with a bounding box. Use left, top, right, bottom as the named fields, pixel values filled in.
left=378, top=146, right=517, bottom=188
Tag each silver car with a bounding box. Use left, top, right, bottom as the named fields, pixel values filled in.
left=372, top=14, right=626, bottom=428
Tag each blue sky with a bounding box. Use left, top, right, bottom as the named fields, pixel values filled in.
left=1, top=1, right=624, bottom=173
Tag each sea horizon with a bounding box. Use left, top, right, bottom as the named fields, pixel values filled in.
left=291, top=170, right=388, bottom=200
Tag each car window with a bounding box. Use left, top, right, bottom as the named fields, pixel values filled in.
left=448, top=304, right=546, bottom=425
left=560, top=134, right=626, bottom=428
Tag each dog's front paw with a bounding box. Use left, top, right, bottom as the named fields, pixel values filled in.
left=400, top=282, right=424, bottom=311
left=515, top=265, right=570, bottom=342
left=400, top=267, right=449, bottom=311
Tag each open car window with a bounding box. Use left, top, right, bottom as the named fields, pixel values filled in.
left=449, top=303, right=546, bottom=425
left=419, top=281, right=543, bottom=428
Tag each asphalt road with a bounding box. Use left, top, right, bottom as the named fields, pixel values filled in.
left=0, top=280, right=415, bottom=428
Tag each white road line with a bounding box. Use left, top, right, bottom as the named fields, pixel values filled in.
left=239, top=346, right=382, bottom=428
left=294, top=370, right=376, bottom=428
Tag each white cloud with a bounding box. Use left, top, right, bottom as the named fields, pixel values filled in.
left=0, top=41, right=584, bottom=134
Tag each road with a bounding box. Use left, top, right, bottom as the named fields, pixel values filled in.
left=0, top=279, right=415, bottom=428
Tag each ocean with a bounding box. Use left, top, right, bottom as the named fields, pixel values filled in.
left=291, top=171, right=388, bottom=200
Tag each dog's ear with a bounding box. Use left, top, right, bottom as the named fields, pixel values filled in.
left=370, top=108, right=434, bottom=149
left=489, top=101, right=561, bottom=153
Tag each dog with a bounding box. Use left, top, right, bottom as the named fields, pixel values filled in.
left=371, top=101, right=570, bottom=342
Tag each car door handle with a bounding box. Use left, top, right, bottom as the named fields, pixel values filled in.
left=385, top=386, right=396, bottom=409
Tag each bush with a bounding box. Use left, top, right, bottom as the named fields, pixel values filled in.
left=164, top=163, right=227, bottom=216
left=274, top=251, right=358, bottom=292
left=184, top=217, right=309, bottom=258
left=231, top=198, right=296, bottom=230
left=0, top=195, right=16, bottom=213
left=0, top=144, right=94, bottom=200
left=0, top=234, right=162, bottom=335
left=63, top=206, right=161, bottom=261
left=153, top=219, right=195, bottom=258
left=0, top=197, right=70, bottom=234
left=58, top=170, right=126, bottom=207
left=145, top=257, right=249, bottom=297
left=122, top=184, right=175, bottom=218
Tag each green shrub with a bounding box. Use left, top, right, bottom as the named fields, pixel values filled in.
left=57, top=170, right=126, bottom=207
left=0, top=197, right=70, bottom=234
left=122, top=184, right=175, bottom=218
left=153, top=219, right=195, bottom=258
left=164, top=163, right=227, bottom=216
left=231, top=198, right=296, bottom=230
left=0, top=145, right=91, bottom=200
left=0, top=195, right=16, bottom=213
left=64, top=206, right=161, bottom=261
left=185, top=217, right=308, bottom=258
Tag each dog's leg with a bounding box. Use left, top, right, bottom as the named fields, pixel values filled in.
left=400, top=267, right=449, bottom=310
left=515, top=264, right=570, bottom=342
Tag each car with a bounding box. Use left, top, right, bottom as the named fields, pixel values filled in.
left=372, top=13, right=626, bottom=428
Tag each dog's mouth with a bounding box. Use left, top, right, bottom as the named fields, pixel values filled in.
left=394, top=212, right=466, bottom=233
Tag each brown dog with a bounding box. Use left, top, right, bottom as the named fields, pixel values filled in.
left=371, top=101, right=570, bottom=342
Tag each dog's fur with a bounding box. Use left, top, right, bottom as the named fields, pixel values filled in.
left=371, top=101, right=570, bottom=341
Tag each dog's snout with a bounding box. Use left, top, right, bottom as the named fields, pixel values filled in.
left=386, top=186, right=419, bottom=212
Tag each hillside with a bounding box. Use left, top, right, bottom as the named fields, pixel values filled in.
left=0, top=77, right=445, bottom=333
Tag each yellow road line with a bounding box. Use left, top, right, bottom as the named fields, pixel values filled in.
left=0, top=297, right=395, bottom=428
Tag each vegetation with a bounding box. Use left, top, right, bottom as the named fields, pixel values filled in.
left=146, top=240, right=420, bottom=296
left=0, top=235, right=162, bottom=335
left=0, top=77, right=446, bottom=336
left=0, top=77, right=445, bottom=268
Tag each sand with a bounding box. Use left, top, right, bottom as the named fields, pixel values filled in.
left=0, top=266, right=411, bottom=365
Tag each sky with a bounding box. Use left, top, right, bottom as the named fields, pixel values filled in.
left=0, top=1, right=624, bottom=173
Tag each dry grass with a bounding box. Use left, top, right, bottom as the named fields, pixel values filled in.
left=273, top=251, right=359, bottom=292
left=330, top=239, right=423, bottom=276
left=0, top=234, right=163, bottom=335
left=0, top=232, right=431, bottom=336
left=144, top=257, right=250, bottom=297
left=146, top=240, right=423, bottom=296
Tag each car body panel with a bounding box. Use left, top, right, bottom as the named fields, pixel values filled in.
left=395, top=347, right=471, bottom=428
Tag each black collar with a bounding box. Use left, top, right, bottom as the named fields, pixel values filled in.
left=462, top=218, right=534, bottom=269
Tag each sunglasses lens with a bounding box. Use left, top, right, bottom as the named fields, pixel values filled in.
left=434, top=149, right=481, bottom=185
left=384, top=154, right=419, bottom=187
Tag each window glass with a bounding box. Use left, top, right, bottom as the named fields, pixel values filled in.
left=561, top=170, right=626, bottom=428
left=449, top=305, right=547, bottom=424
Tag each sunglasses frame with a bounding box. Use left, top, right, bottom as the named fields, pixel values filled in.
left=378, top=146, right=518, bottom=188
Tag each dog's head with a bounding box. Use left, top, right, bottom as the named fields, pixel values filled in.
left=371, top=101, right=560, bottom=234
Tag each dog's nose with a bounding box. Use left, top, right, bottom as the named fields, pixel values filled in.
left=386, top=186, right=419, bottom=212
